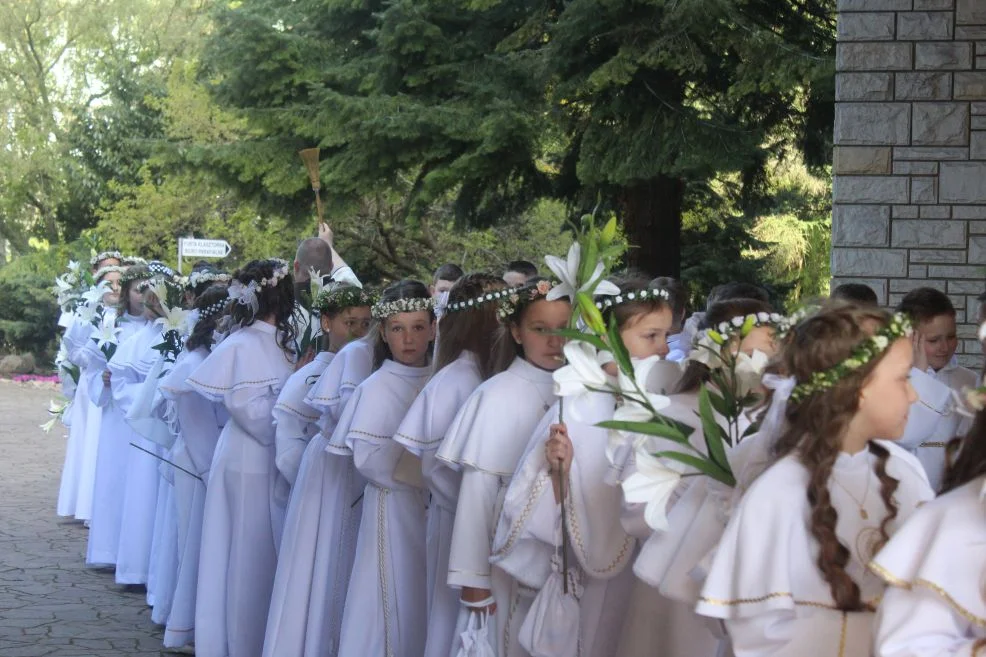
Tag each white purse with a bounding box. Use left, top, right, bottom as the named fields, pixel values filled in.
left=518, top=549, right=583, bottom=657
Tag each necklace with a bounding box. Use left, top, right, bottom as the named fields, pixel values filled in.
left=533, top=382, right=553, bottom=413
left=830, top=472, right=871, bottom=520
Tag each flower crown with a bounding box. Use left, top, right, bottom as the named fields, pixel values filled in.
left=94, top=264, right=128, bottom=281
left=313, top=286, right=378, bottom=314
left=182, top=270, right=232, bottom=289
left=122, top=256, right=147, bottom=266
left=90, top=250, right=123, bottom=267
left=371, top=296, right=435, bottom=320
left=120, top=267, right=155, bottom=286
left=789, top=312, right=913, bottom=404
left=595, top=287, right=670, bottom=310
left=496, top=279, right=556, bottom=321
left=445, top=285, right=520, bottom=314
left=700, top=311, right=788, bottom=348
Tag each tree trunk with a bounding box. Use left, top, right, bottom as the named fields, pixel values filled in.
left=618, top=175, right=685, bottom=278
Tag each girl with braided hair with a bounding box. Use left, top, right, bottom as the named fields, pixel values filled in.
left=696, top=302, right=935, bottom=657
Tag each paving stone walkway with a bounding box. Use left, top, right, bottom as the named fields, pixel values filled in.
left=0, top=381, right=168, bottom=656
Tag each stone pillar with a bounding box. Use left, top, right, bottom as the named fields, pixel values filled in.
left=833, top=0, right=986, bottom=366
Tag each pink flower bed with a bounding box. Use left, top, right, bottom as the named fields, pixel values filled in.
left=11, top=374, right=60, bottom=384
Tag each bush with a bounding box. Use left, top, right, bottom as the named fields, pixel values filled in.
left=0, top=268, right=60, bottom=364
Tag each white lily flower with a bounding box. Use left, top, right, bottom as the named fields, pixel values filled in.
left=95, top=316, right=121, bottom=348
left=621, top=446, right=682, bottom=532
left=67, top=260, right=81, bottom=273
left=687, top=331, right=724, bottom=369
left=544, top=242, right=620, bottom=303
left=40, top=417, right=58, bottom=433
left=309, top=268, right=325, bottom=299
left=54, top=274, right=74, bottom=293
left=157, top=305, right=192, bottom=334
left=733, top=349, right=770, bottom=398
left=553, top=342, right=610, bottom=420
left=82, top=281, right=110, bottom=305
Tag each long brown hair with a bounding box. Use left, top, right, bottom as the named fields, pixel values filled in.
left=434, top=273, right=506, bottom=381
left=116, top=264, right=150, bottom=316
left=942, top=412, right=986, bottom=493
left=772, top=302, right=901, bottom=611
left=674, top=298, right=773, bottom=394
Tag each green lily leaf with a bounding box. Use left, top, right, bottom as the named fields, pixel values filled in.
left=654, top=451, right=736, bottom=487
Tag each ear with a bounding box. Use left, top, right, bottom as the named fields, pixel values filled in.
left=509, top=322, right=523, bottom=345
left=429, top=319, right=437, bottom=342
left=319, top=313, right=332, bottom=334
left=293, top=260, right=301, bottom=275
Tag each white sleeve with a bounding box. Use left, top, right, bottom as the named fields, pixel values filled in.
left=273, top=410, right=312, bottom=486
left=448, top=468, right=501, bottom=590
left=874, top=586, right=979, bottom=657
left=225, top=386, right=278, bottom=446
left=726, top=608, right=873, bottom=657
left=898, top=368, right=955, bottom=452
left=331, top=265, right=362, bottom=289
left=351, top=438, right=406, bottom=486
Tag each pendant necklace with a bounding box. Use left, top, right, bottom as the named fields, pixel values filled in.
left=831, top=472, right=871, bottom=520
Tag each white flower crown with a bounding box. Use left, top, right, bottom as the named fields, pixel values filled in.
left=183, top=271, right=232, bottom=289
left=93, top=264, right=128, bottom=281
left=260, top=259, right=290, bottom=288
left=446, top=285, right=524, bottom=313
left=595, top=287, right=670, bottom=310
left=371, top=296, right=435, bottom=320
left=89, top=250, right=123, bottom=267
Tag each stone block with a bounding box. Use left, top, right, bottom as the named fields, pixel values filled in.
left=955, top=206, right=986, bottom=219
left=894, top=161, right=939, bottom=175
left=894, top=146, right=970, bottom=160
left=836, top=104, right=911, bottom=145
left=898, top=12, right=954, bottom=40
left=974, top=116, right=986, bottom=129
left=832, top=248, right=908, bottom=276
left=838, top=0, right=912, bottom=9
left=834, top=147, right=892, bottom=174
left=910, top=249, right=966, bottom=263
left=892, top=219, right=966, bottom=246
left=968, top=235, right=986, bottom=262
left=838, top=43, right=914, bottom=70
left=832, top=205, right=890, bottom=246
left=915, top=0, right=952, bottom=7
left=912, top=103, right=970, bottom=146
left=891, top=278, right=947, bottom=291
left=949, top=280, right=986, bottom=293
left=836, top=73, right=895, bottom=101
left=973, top=103, right=986, bottom=114
left=955, top=73, right=986, bottom=99
left=956, top=26, right=986, bottom=39
left=840, top=12, right=897, bottom=40
left=970, top=220, right=986, bottom=232
left=941, top=162, right=986, bottom=203
left=927, top=264, right=986, bottom=277
left=831, top=278, right=889, bottom=304
left=919, top=205, right=951, bottom=218
left=915, top=42, right=973, bottom=69
left=957, top=0, right=986, bottom=24
left=889, top=293, right=906, bottom=306
left=979, top=56, right=986, bottom=69
left=893, top=204, right=920, bottom=218
left=895, top=72, right=952, bottom=100
left=910, top=264, right=930, bottom=277
left=833, top=176, right=911, bottom=203
left=910, top=177, right=939, bottom=203
left=957, top=354, right=980, bottom=368
left=972, top=131, right=986, bottom=159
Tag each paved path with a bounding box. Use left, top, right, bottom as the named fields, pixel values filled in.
left=0, top=380, right=168, bottom=656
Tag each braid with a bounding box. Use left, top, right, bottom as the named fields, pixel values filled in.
left=868, top=441, right=900, bottom=556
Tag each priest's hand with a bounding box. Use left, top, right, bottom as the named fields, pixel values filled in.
left=461, top=586, right=496, bottom=615
left=102, top=370, right=111, bottom=386
left=318, top=221, right=334, bottom=247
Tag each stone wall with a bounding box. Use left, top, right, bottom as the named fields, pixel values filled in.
left=832, top=0, right=986, bottom=367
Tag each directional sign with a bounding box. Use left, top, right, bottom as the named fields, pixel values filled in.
left=179, top=238, right=231, bottom=259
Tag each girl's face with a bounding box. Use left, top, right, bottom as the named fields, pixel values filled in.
left=384, top=310, right=434, bottom=367
left=620, top=307, right=674, bottom=360
left=856, top=338, right=917, bottom=443
left=738, top=325, right=778, bottom=359
left=323, top=306, right=373, bottom=351
left=127, top=285, right=145, bottom=316
left=101, top=272, right=122, bottom=306
left=510, top=299, right=570, bottom=371
left=918, top=314, right=958, bottom=371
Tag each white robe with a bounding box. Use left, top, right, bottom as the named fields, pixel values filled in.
left=273, top=351, right=334, bottom=492
left=73, top=314, right=110, bottom=522
left=85, top=311, right=149, bottom=567
left=263, top=337, right=373, bottom=657
left=438, top=356, right=557, bottom=657
left=188, top=321, right=295, bottom=657
left=394, top=352, right=484, bottom=657
left=871, top=475, right=986, bottom=657
left=56, top=315, right=96, bottom=517
left=897, top=362, right=977, bottom=491
left=696, top=442, right=935, bottom=657
left=159, top=347, right=229, bottom=649
left=111, top=321, right=166, bottom=585
left=334, top=359, right=432, bottom=657
left=492, top=392, right=638, bottom=657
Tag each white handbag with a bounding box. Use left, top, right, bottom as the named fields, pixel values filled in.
left=454, top=608, right=496, bottom=657
left=518, top=550, right=583, bottom=657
